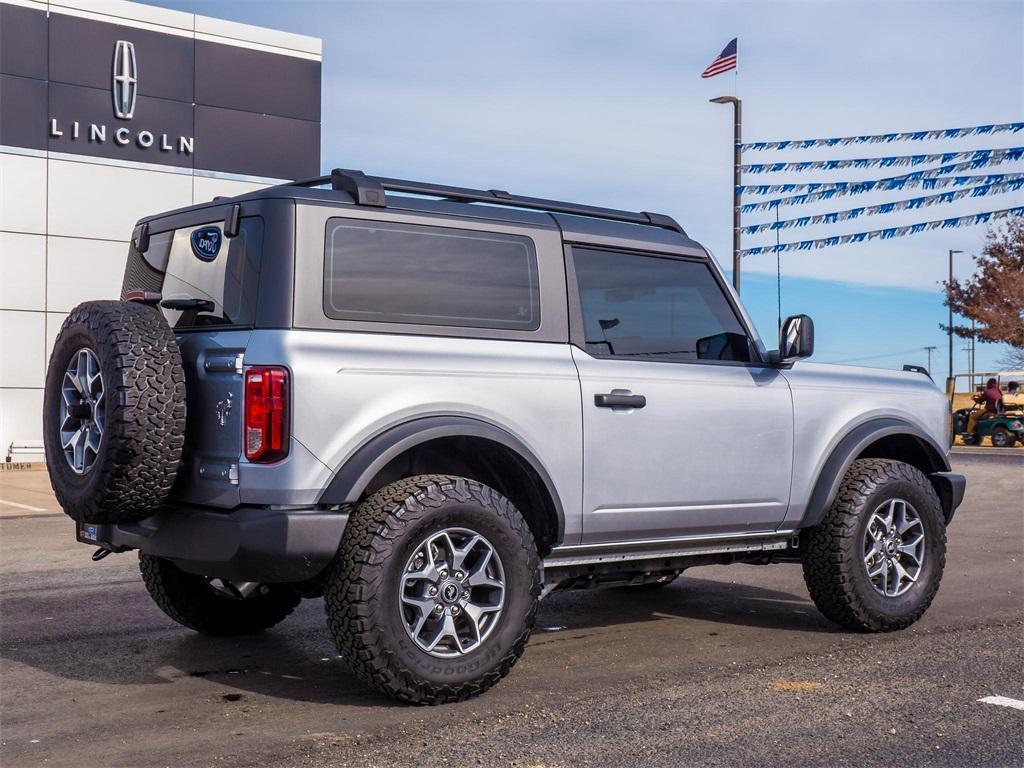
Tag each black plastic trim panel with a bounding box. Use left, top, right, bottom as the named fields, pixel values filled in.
left=80, top=505, right=348, bottom=583
left=801, top=418, right=953, bottom=529
left=318, top=415, right=565, bottom=543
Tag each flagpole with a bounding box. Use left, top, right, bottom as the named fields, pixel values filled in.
left=734, top=98, right=742, bottom=293
left=706, top=38, right=742, bottom=292
left=775, top=205, right=782, bottom=335
left=710, top=95, right=742, bottom=292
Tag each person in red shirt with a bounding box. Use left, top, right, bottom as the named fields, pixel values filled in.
left=967, top=378, right=1003, bottom=433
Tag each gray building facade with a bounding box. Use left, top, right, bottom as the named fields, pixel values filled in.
left=0, top=0, right=322, bottom=458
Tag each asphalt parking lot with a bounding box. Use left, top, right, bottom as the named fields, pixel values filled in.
left=1, top=451, right=1021, bottom=768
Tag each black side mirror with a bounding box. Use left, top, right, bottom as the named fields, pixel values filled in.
left=780, top=314, right=814, bottom=361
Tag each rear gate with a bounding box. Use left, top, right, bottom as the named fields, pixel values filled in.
left=172, top=332, right=250, bottom=507
left=120, top=215, right=266, bottom=507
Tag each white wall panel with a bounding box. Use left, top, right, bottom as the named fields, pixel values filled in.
left=47, top=160, right=192, bottom=241
left=0, top=153, right=47, bottom=235
left=0, top=388, right=44, bottom=454
left=0, top=233, right=46, bottom=311
left=44, top=311, right=69, bottom=373
left=0, top=310, right=45, bottom=387
left=194, top=13, right=321, bottom=56
left=47, top=237, right=128, bottom=312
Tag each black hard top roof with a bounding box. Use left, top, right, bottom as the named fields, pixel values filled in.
left=139, top=168, right=704, bottom=253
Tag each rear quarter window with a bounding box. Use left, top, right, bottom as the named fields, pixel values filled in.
left=323, top=218, right=540, bottom=331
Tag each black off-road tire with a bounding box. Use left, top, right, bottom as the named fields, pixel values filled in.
left=801, top=458, right=946, bottom=632
left=324, top=475, right=541, bottom=705
left=139, top=554, right=301, bottom=636
left=43, top=300, right=186, bottom=524
left=990, top=426, right=1013, bottom=448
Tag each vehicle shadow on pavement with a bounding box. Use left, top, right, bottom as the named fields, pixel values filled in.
left=0, top=571, right=835, bottom=708
left=537, top=572, right=839, bottom=635
left=0, top=596, right=401, bottom=707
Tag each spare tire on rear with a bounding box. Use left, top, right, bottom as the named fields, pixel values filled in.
left=43, top=300, right=186, bottom=524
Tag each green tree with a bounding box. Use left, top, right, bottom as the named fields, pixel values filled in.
left=942, top=218, right=1024, bottom=366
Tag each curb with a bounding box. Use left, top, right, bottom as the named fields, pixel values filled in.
left=0, top=511, right=64, bottom=520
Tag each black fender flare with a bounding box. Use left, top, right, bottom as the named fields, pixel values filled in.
left=801, top=417, right=952, bottom=529
left=318, top=415, right=565, bottom=542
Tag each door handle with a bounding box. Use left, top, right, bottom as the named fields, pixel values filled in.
left=594, top=392, right=646, bottom=409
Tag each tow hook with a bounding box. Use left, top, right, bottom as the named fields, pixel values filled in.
left=91, top=547, right=116, bottom=561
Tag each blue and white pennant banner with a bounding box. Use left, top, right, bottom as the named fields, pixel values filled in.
left=740, top=173, right=1024, bottom=213
left=740, top=122, right=1024, bottom=152
left=740, top=206, right=1024, bottom=256
left=739, top=156, right=1024, bottom=196
left=741, top=179, right=1024, bottom=235
left=741, top=146, right=1024, bottom=174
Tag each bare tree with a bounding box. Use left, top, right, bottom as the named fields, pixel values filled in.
left=997, top=346, right=1024, bottom=371
left=942, top=219, right=1024, bottom=368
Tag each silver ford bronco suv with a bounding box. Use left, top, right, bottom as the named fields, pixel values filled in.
left=44, top=169, right=965, bottom=704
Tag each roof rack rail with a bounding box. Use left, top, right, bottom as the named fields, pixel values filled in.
left=285, top=168, right=685, bottom=234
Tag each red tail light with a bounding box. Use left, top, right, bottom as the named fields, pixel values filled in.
left=244, top=366, right=289, bottom=463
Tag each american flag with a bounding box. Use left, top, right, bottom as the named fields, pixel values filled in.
left=701, top=38, right=737, bottom=78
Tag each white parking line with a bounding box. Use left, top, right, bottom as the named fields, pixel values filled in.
left=0, top=498, right=48, bottom=512
left=978, top=695, right=1024, bottom=711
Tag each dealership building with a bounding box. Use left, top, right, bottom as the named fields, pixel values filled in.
left=0, top=0, right=322, bottom=459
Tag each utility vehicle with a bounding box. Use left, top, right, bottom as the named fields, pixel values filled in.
left=45, top=168, right=965, bottom=703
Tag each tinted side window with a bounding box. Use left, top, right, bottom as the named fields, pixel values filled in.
left=157, top=217, right=264, bottom=330
left=572, top=248, right=754, bottom=362
left=323, top=219, right=540, bottom=331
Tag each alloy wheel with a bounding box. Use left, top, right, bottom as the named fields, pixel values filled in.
left=59, top=348, right=105, bottom=475
left=863, top=498, right=926, bottom=597
left=398, top=527, right=506, bottom=658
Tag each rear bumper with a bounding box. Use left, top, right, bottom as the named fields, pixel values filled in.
left=929, top=471, right=966, bottom=524
left=77, top=505, right=349, bottom=582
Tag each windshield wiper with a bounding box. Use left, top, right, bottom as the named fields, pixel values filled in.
left=160, top=297, right=215, bottom=313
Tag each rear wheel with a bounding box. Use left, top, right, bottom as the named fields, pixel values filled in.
left=801, top=459, right=946, bottom=632
left=324, top=475, right=540, bottom=704
left=139, top=555, right=301, bottom=636
left=990, top=426, right=1014, bottom=448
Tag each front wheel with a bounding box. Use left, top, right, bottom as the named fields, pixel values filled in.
left=324, top=475, right=540, bottom=704
left=801, top=459, right=946, bottom=632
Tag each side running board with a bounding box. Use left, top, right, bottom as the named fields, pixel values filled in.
left=544, top=529, right=796, bottom=569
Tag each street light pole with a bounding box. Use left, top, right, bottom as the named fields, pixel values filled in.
left=711, top=96, right=742, bottom=293
left=923, top=346, right=936, bottom=374
left=970, top=319, right=977, bottom=390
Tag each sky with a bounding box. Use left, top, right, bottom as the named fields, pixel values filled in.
left=154, top=0, right=1024, bottom=379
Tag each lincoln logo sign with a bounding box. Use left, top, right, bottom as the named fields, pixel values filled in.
left=48, top=40, right=195, bottom=155
left=112, top=40, right=138, bottom=120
